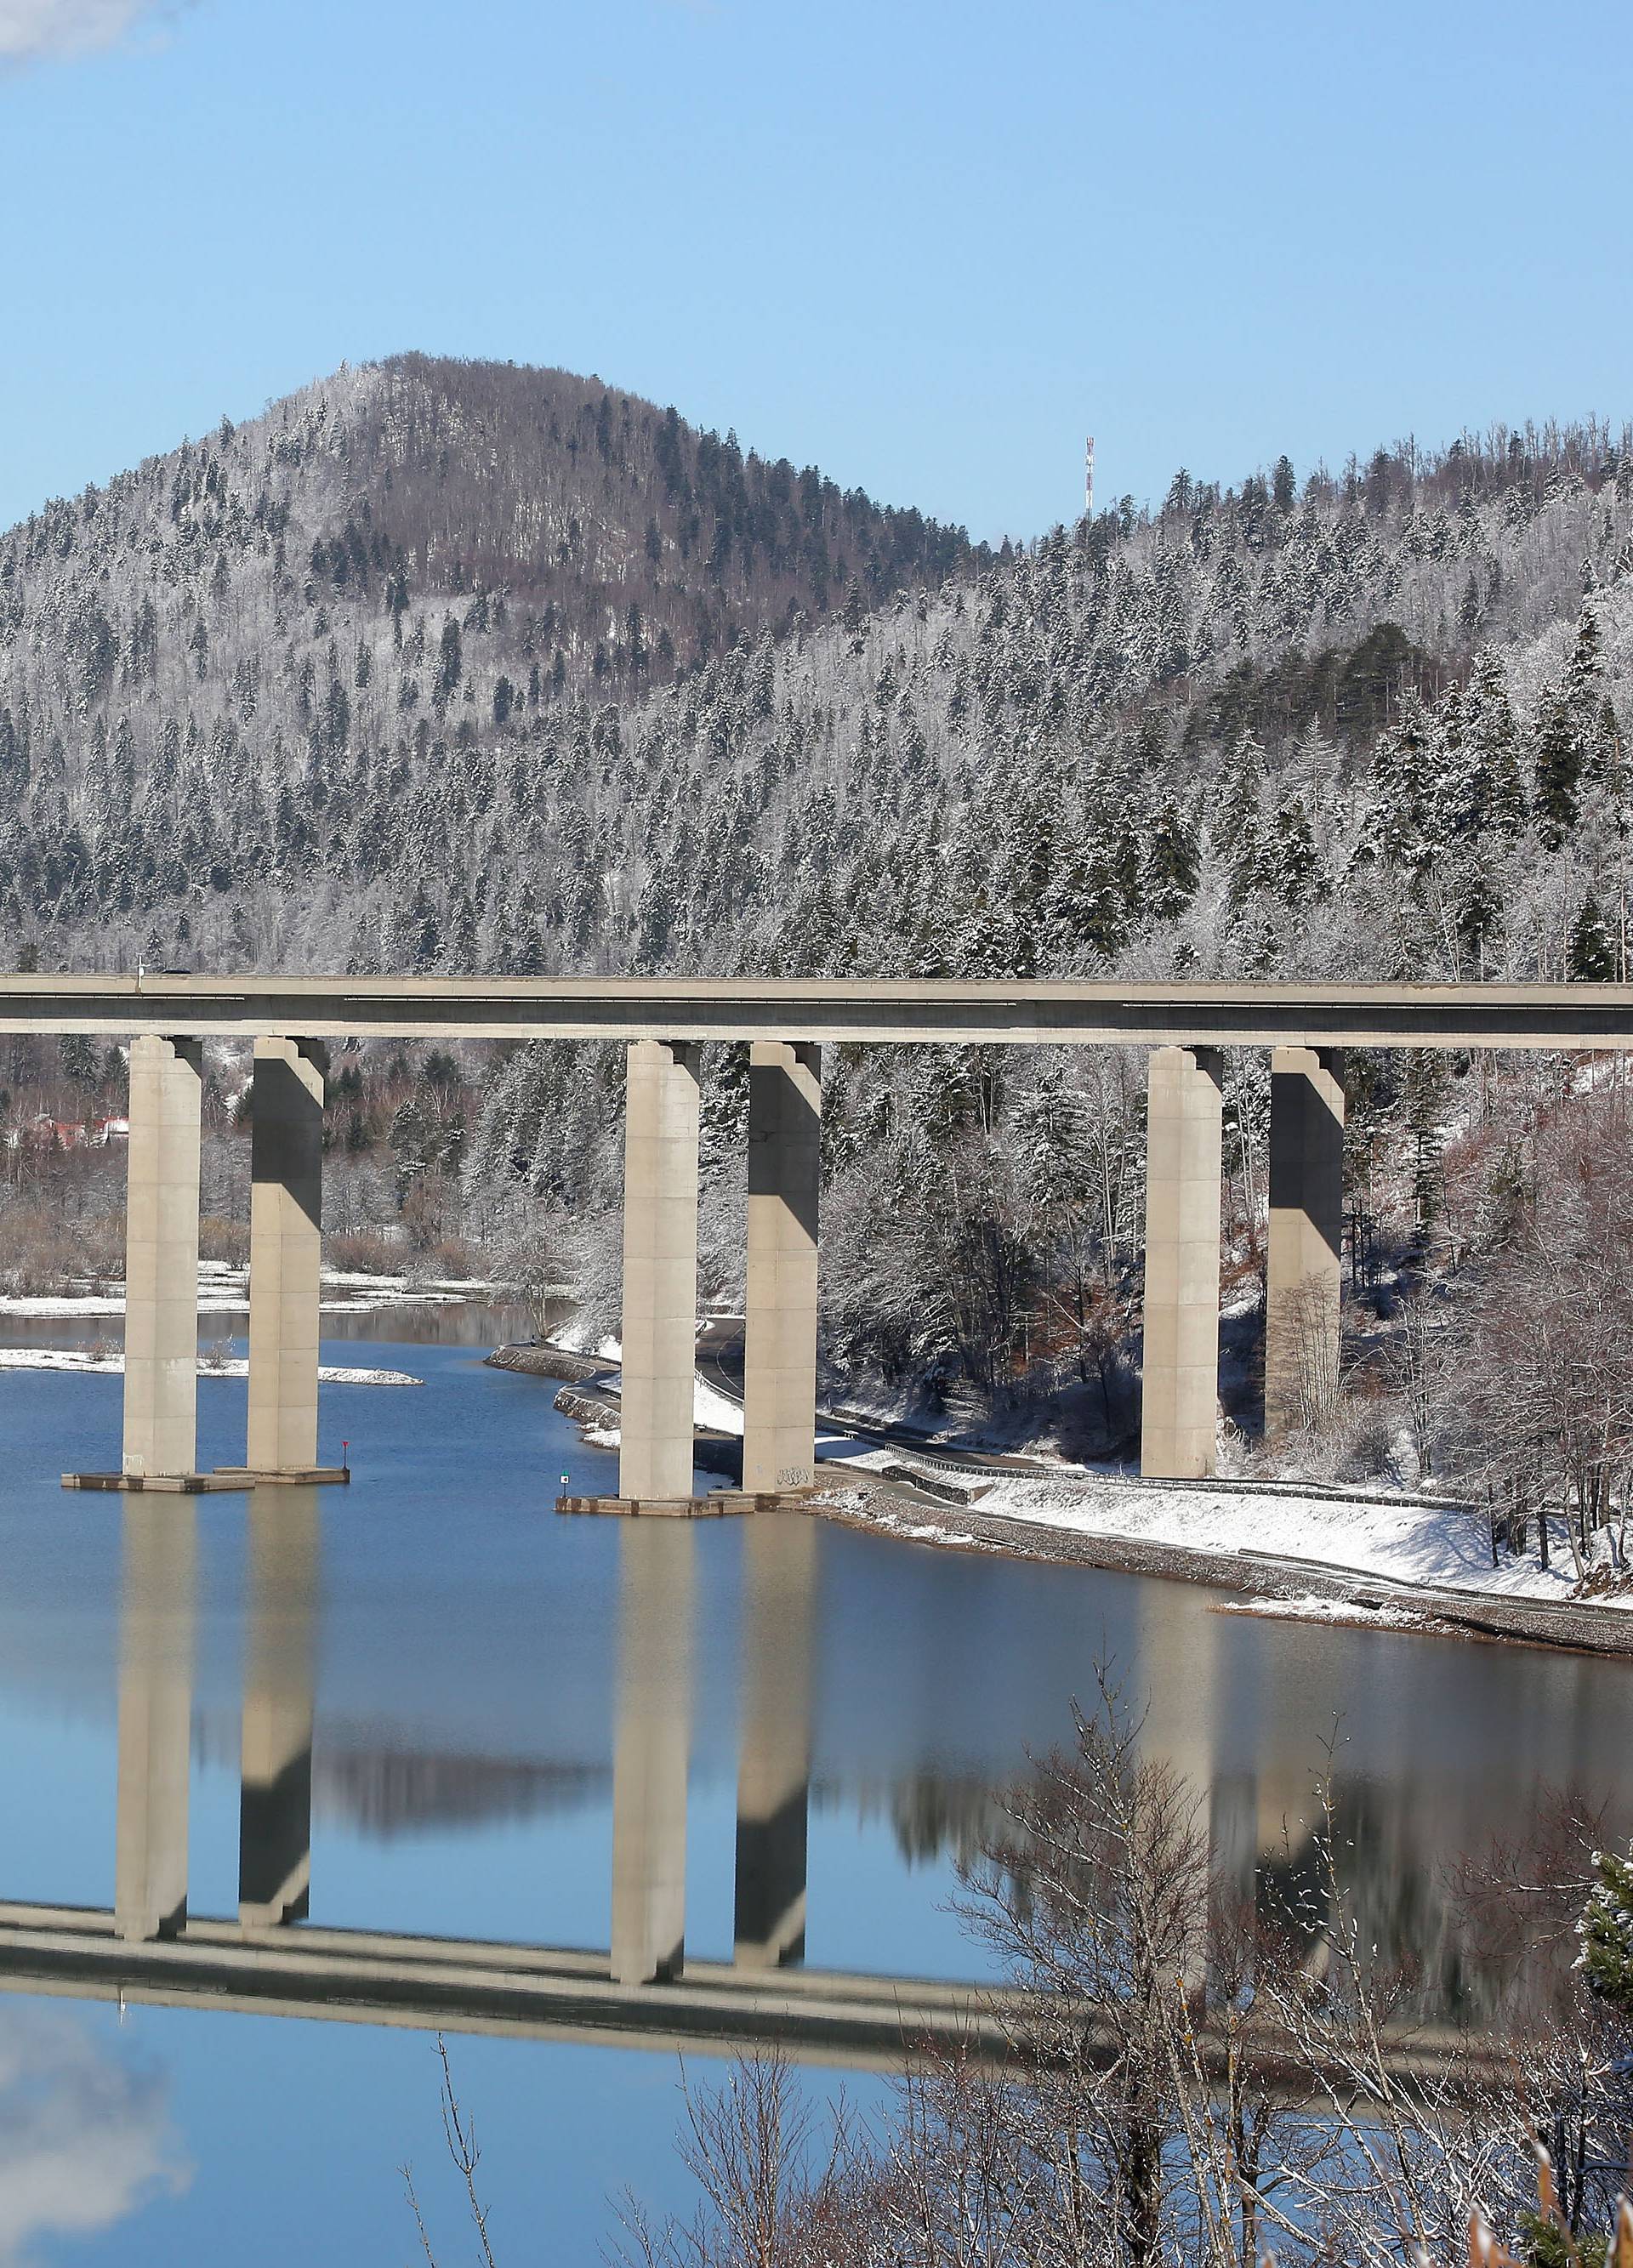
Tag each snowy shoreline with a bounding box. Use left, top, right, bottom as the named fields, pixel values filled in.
left=0, top=1349, right=420, bottom=1385
left=0, top=1261, right=495, bottom=1321
left=814, top=1472, right=1633, bottom=1655
left=950, top=1469, right=1630, bottom=1609
left=663, top=1362, right=1633, bottom=1618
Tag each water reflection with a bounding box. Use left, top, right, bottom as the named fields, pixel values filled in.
left=27, top=1426, right=1633, bottom=2045
left=734, top=1515, right=815, bottom=1970
left=4, top=1343, right=1632, bottom=2267
left=115, top=1499, right=195, bottom=1943
left=608, top=1511, right=819, bottom=1984
left=610, top=1520, right=694, bottom=1985
left=0, top=2006, right=189, bottom=2251
left=238, top=1488, right=317, bottom=1928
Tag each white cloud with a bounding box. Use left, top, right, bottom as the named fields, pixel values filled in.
left=0, top=2008, right=189, bottom=2264
left=0, top=0, right=187, bottom=63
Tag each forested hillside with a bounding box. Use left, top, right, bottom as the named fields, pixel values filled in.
left=0, top=352, right=981, bottom=956
left=5, top=369, right=1633, bottom=1514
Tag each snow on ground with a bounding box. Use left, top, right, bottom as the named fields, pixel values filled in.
left=693, top=1378, right=744, bottom=1433
left=0, top=1350, right=419, bottom=1384
left=966, top=1473, right=1630, bottom=1607
left=0, top=1262, right=487, bottom=1319
left=1215, top=1593, right=1431, bottom=1631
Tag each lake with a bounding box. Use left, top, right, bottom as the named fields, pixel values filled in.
left=0, top=1317, right=1629, bottom=2264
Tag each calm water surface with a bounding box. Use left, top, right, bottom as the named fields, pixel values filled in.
left=0, top=1316, right=1629, bottom=2263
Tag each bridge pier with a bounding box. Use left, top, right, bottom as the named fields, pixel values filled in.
left=115, top=1498, right=196, bottom=1941
left=743, top=1043, right=822, bottom=1494
left=1140, top=1046, right=1224, bottom=1480
left=1265, top=1047, right=1346, bottom=1447
left=618, top=1041, right=703, bottom=1503
left=734, top=1514, right=815, bottom=1967
left=239, top=1487, right=318, bottom=1927
left=246, top=1039, right=325, bottom=1475
left=122, top=1035, right=203, bottom=1480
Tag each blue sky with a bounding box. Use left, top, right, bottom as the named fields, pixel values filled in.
left=2, top=0, right=1630, bottom=542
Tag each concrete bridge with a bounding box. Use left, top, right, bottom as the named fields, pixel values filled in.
left=11, top=972, right=1631, bottom=1487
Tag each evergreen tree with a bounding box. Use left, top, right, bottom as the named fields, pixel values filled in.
left=1578, top=1841, right=1633, bottom=2015
left=1464, top=651, right=1526, bottom=837
left=1456, top=856, right=1501, bottom=972
left=1533, top=691, right=1581, bottom=850
left=1569, top=890, right=1616, bottom=980
left=1272, top=795, right=1321, bottom=906
left=1141, top=794, right=1199, bottom=921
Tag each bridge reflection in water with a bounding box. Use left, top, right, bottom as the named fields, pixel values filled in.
left=0, top=1491, right=1557, bottom=2082
left=3, top=1493, right=1017, bottom=2071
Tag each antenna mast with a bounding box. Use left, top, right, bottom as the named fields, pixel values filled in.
left=1084, top=435, right=1095, bottom=519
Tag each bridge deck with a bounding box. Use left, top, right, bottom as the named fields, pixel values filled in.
left=0, top=1901, right=1502, bottom=2085
left=0, top=974, right=1630, bottom=1048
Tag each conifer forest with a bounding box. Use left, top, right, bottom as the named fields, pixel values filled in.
left=5, top=353, right=1633, bottom=1498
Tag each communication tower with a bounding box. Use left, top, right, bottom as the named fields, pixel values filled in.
left=1084, top=435, right=1096, bottom=519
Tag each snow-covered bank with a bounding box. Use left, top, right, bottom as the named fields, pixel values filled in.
left=0, top=1261, right=492, bottom=1320
left=1215, top=1593, right=1435, bottom=1632
left=0, top=1350, right=419, bottom=1385
left=934, top=1472, right=1630, bottom=1609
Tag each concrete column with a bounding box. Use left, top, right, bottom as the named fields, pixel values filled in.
left=743, top=1043, right=822, bottom=1494
left=239, top=1486, right=318, bottom=1927
left=611, top=1521, right=694, bottom=1984
left=1140, top=1046, right=1223, bottom=1481
left=1265, top=1047, right=1346, bottom=1447
left=115, top=1498, right=196, bottom=1941
left=619, top=1040, right=702, bottom=1502
left=122, top=1035, right=203, bottom=1479
left=247, top=1038, right=325, bottom=1475
left=734, top=1514, right=816, bottom=1968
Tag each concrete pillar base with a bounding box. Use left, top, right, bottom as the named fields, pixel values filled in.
left=1141, top=1046, right=1223, bottom=1481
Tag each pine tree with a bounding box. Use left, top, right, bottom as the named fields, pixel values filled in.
left=1464, top=651, right=1527, bottom=837
left=1272, top=795, right=1321, bottom=906
left=1578, top=1841, right=1633, bottom=2015
left=1456, top=857, right=1501, bottom=971
left=1533, top=692, right=1581, bottom=850
left=1141, top=795, right=1198, bottom=921
left=1569, top=890, right=1615, bottom=980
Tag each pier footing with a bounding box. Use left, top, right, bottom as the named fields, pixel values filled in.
left=556, top=1491, right=815, bottom=1520
left=64, top=1468, right=350, bottom=1494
